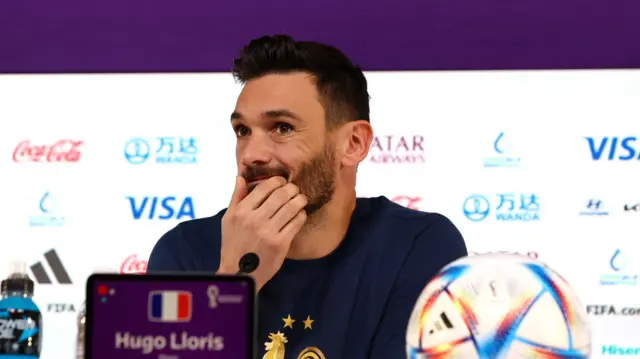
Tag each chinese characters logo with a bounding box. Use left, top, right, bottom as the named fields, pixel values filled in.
left=124, top=137, right=198, bottom=165
left=463, top=193, right=540, bottom=222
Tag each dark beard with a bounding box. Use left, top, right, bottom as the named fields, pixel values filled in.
left=241, top=146, right=335, bottom=216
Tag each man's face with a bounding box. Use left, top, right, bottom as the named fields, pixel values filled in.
left=231, top=72, right=335, bottom=215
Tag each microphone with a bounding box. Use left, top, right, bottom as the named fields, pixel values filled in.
left=237, top=253, right=260, bottom=274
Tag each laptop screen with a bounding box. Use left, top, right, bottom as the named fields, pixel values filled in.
left=85, top=274, right=255, bottom=359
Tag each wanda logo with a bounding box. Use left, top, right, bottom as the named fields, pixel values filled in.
left=12, top=140, right=83, bottom=163
left=120, top=255, right=148, bottom=274
left=392, top=196, right=422, bottom=210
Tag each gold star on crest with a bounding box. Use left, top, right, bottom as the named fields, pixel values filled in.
left=282, top=314, right=295, bottom=329
left=303, top=315, right=314, bottom=330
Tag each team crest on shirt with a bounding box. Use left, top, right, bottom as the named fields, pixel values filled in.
left=262, top=314, right=325, bottom=359
left=297, top=346, right=326, bottom=359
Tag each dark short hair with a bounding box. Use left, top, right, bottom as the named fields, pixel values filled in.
left=232, top=35, right=370, bottom=128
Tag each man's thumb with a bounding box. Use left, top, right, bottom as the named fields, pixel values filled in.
left=230, top=176, right=248, bottom=206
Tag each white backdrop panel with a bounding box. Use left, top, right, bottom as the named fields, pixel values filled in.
left=0, top=70, right=639, bottom=359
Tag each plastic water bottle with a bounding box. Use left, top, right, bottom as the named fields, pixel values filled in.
left=75, top=303, right=85, bottom=359
left=76, top=267, right=114, bottom=359
left=0, top=261, right=42, bottom=358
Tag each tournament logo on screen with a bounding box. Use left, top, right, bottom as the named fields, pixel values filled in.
left=483, top=132, right=521, bottom=168
left=462, top=193, right=540, bottom=222
left=12, top=139, right=83, bottom=163
left=126, top=196, right=195, bottom=220
left=586, top=136, right=640, bottom=161
left=124, top=137, right=198, bottom=165
left=367, top=134, right=425, bottom=164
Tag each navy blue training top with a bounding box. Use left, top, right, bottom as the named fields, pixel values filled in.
left=147, top=196, right=467, bottom=359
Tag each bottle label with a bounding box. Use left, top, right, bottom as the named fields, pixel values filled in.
left=0, top=308, right=41, bottom=355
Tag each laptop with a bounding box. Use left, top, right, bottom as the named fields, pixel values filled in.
left=85, top=273, right=256, bottom=359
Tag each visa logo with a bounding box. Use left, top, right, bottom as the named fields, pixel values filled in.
left=127, top=196, right=195, bottom=220
left=586, top=136, right=640, bottom=161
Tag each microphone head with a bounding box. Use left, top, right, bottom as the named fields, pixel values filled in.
left=238, top=253, right=260, bottom=274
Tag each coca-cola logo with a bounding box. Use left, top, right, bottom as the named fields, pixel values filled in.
left=392, top=196, right=422, bottom=210
left=120, top=255, right=148, bottom=274
left=470, top=251, right=539, bottom=260
left=12, top=140, right=84, bottom=163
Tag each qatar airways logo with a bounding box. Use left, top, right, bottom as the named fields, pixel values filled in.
left=368, top=135, right=425, bottom=164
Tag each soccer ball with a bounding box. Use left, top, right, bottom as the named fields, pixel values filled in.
left=406, top=253, right=591, bottom=359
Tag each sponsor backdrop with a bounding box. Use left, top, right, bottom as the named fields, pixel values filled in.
left=0, top=70, right=638, bottom=358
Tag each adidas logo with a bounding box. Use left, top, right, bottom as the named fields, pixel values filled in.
left=428, top=312, right=454, bottom=334
left=30, top=249, right=72, bottom=285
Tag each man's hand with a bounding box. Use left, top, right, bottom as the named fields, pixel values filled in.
left=219, top=176, right=308, bottom=291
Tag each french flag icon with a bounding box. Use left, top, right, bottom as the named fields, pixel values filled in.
left=148, top=291, right=192, bottom=323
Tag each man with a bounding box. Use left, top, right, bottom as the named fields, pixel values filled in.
left=147, top=34, right=467, bottom=359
